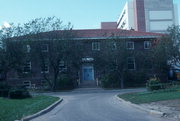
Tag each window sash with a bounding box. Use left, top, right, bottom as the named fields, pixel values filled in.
left=144, top=41, right=151, bottom=49
left=23, top=61, right=31, bottom=73
left=126, top=42, right=134, bottom=49
left=41, top=61, right=49, bottom=73
left=112, top=42, right=117, bottom=50
left=59, top=61, right=67, bottom=72
left=92, top=42, right=100, bottom=50
left=26, top=45, right=31, bottom=53
left=127, top=58, right=135, bottom=70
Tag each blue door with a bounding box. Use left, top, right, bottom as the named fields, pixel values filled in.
left=82, top=66, right=94, bottom=81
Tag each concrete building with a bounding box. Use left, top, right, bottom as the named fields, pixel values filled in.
left=101, top=22, right=117, bottom=29
left=117, top=0, right=179, bottom=33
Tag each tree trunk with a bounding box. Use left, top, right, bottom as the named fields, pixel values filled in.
left=120, top=73, right=124, bottom=89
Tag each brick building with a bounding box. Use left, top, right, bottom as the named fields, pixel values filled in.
left=3, top=29, right=163, bottom=88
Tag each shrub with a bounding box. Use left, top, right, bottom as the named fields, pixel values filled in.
left=124, top=71, right=147, bottom=88
left=9, top=86, right=31, bottom=99
left=0, top=82, right=11, bottom=97
left=146, top=77, right=161, bottom=91
left=101, top=73, right=120, bottom=88
left=57, top=75, right=74, bottom=90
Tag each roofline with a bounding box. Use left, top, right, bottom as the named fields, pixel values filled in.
left=72, top=36, right=161, bottom=40
left=15, top=35, right=160, bottom=42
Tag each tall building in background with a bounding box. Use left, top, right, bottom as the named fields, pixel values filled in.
left=117, top=0, right=179, bottom=33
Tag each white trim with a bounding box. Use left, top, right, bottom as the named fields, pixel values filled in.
left=127, top=57, right=136, bottom=70
left=92, top=42, right=100, bottom=51
left=23, top=61, right=31, bottom=73
left=41, top=60, right=49, bottom=73
left=112, top=42, right=117, bottom=50
left=126, top=41, right=134, bottom=50
left=23, top=81, right=31, bottom=88
left=144, top=41, right=151, bottom=49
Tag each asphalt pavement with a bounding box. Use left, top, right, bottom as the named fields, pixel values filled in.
left=31, top=88, right=167, bottom=121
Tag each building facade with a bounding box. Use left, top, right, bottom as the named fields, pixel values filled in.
left=117, top=0, right=179, bottom=33
left=1, top=29, right=163, bottom=88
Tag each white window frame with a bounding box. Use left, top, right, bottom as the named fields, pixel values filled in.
left=26, top=44, right=31, bottom=53
left=92, top=42, right=100, bottom=51
left=127, top=57, right=136, bottom=70
left=126, top=41, right=134, bottom=50
left=23, top=61, right=31, bottom=73
left=41, top=44, right=49, bottom=52
left=144, top=41, right=151, bottom=49
left=41, top=60, right=49, bottom=73
left=59, top=61, right=67, bottom=72
left=112, top=42, right=117, bottom=50
left=0, top=41, right=3, bottom=49
left=23, top=81, right=31, bottom=88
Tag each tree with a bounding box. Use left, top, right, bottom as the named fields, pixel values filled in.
left=0, top=24, right=25, bottom=82
left=0, top=16, right=80, bottom=91
left=151, top=25, right=180, bottom=80
left=22, top=17, right=80, bottom=91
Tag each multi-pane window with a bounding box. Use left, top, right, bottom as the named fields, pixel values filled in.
left=41, top=60, right=49, bottom=73
left=0, top=41, right=3, bottom=49
left=26, top=45, right=31, bottom=53
left=127, top=57, right=135, bottom=70
left=126, top=41, right=134, bottom=50
left=41, top=44, right=49, bottom=52
left=23, top=81, right=31, bottom=88
left=112, top=42, right=117, bottom=50
left=144, top=41, right=151, bottom=49
left=92, top=42, right=100, bottom=51
left=59, top=61, right=67, bottom=72
left=23, top=61, right=31, bottom=73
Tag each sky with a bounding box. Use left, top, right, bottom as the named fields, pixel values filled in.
left=0, top=0, right=180, bottom=29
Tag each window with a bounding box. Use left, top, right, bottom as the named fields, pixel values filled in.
left=92, top=42, right=100, bottom=51
left=144, top=41, right=151, bottom=49
left=112, top=42, right=117, bottom=50
left=26, top=45, right=31, bottom=53
left=41, top=60, right=49, bottom=73
left=23, top=81, right=31, bottom=88
left=59, top=61, right=67, bottom=72
left=126, top=41, right=134, bottom=50
left=0, top=41, right=3, bottom=49
left=41, top=44, right=48, bottom=52
left=23, top=61, right=31, bottom=73
left=127, top=57, right=135, bottom=70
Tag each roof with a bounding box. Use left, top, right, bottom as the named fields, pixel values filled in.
left=12, top=29, right=164, bottom=41
left=67, top=29, right=164, bottom=40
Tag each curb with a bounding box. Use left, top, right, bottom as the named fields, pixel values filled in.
left=115, top=95, right=165, bottom=116
left=21, top=98, right=63, bottom=121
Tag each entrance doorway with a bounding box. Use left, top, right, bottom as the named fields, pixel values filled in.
left=81, top=65, right=96, bottom=87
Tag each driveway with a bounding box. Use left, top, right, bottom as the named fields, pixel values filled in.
left=31, top=88, right=167, bottom=121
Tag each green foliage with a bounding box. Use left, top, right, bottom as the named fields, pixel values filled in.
left=0, top=82, right=11, bottom=97
left=124, top=71, right=147, bottom=88
left=9, top=86, right=31, bottom=99
left=146, top=77, right=162, bottom=91
left=101, top=72, right=120, bottom=88
left=57, top=74, right=74, bottom=90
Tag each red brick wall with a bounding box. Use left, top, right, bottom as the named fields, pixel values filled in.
left=134, top=0, right=146, bottom=32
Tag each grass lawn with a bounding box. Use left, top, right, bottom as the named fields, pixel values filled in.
left=118, top=91, right=180, bottom=104
left=0, top=95, right=59, bottom=121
